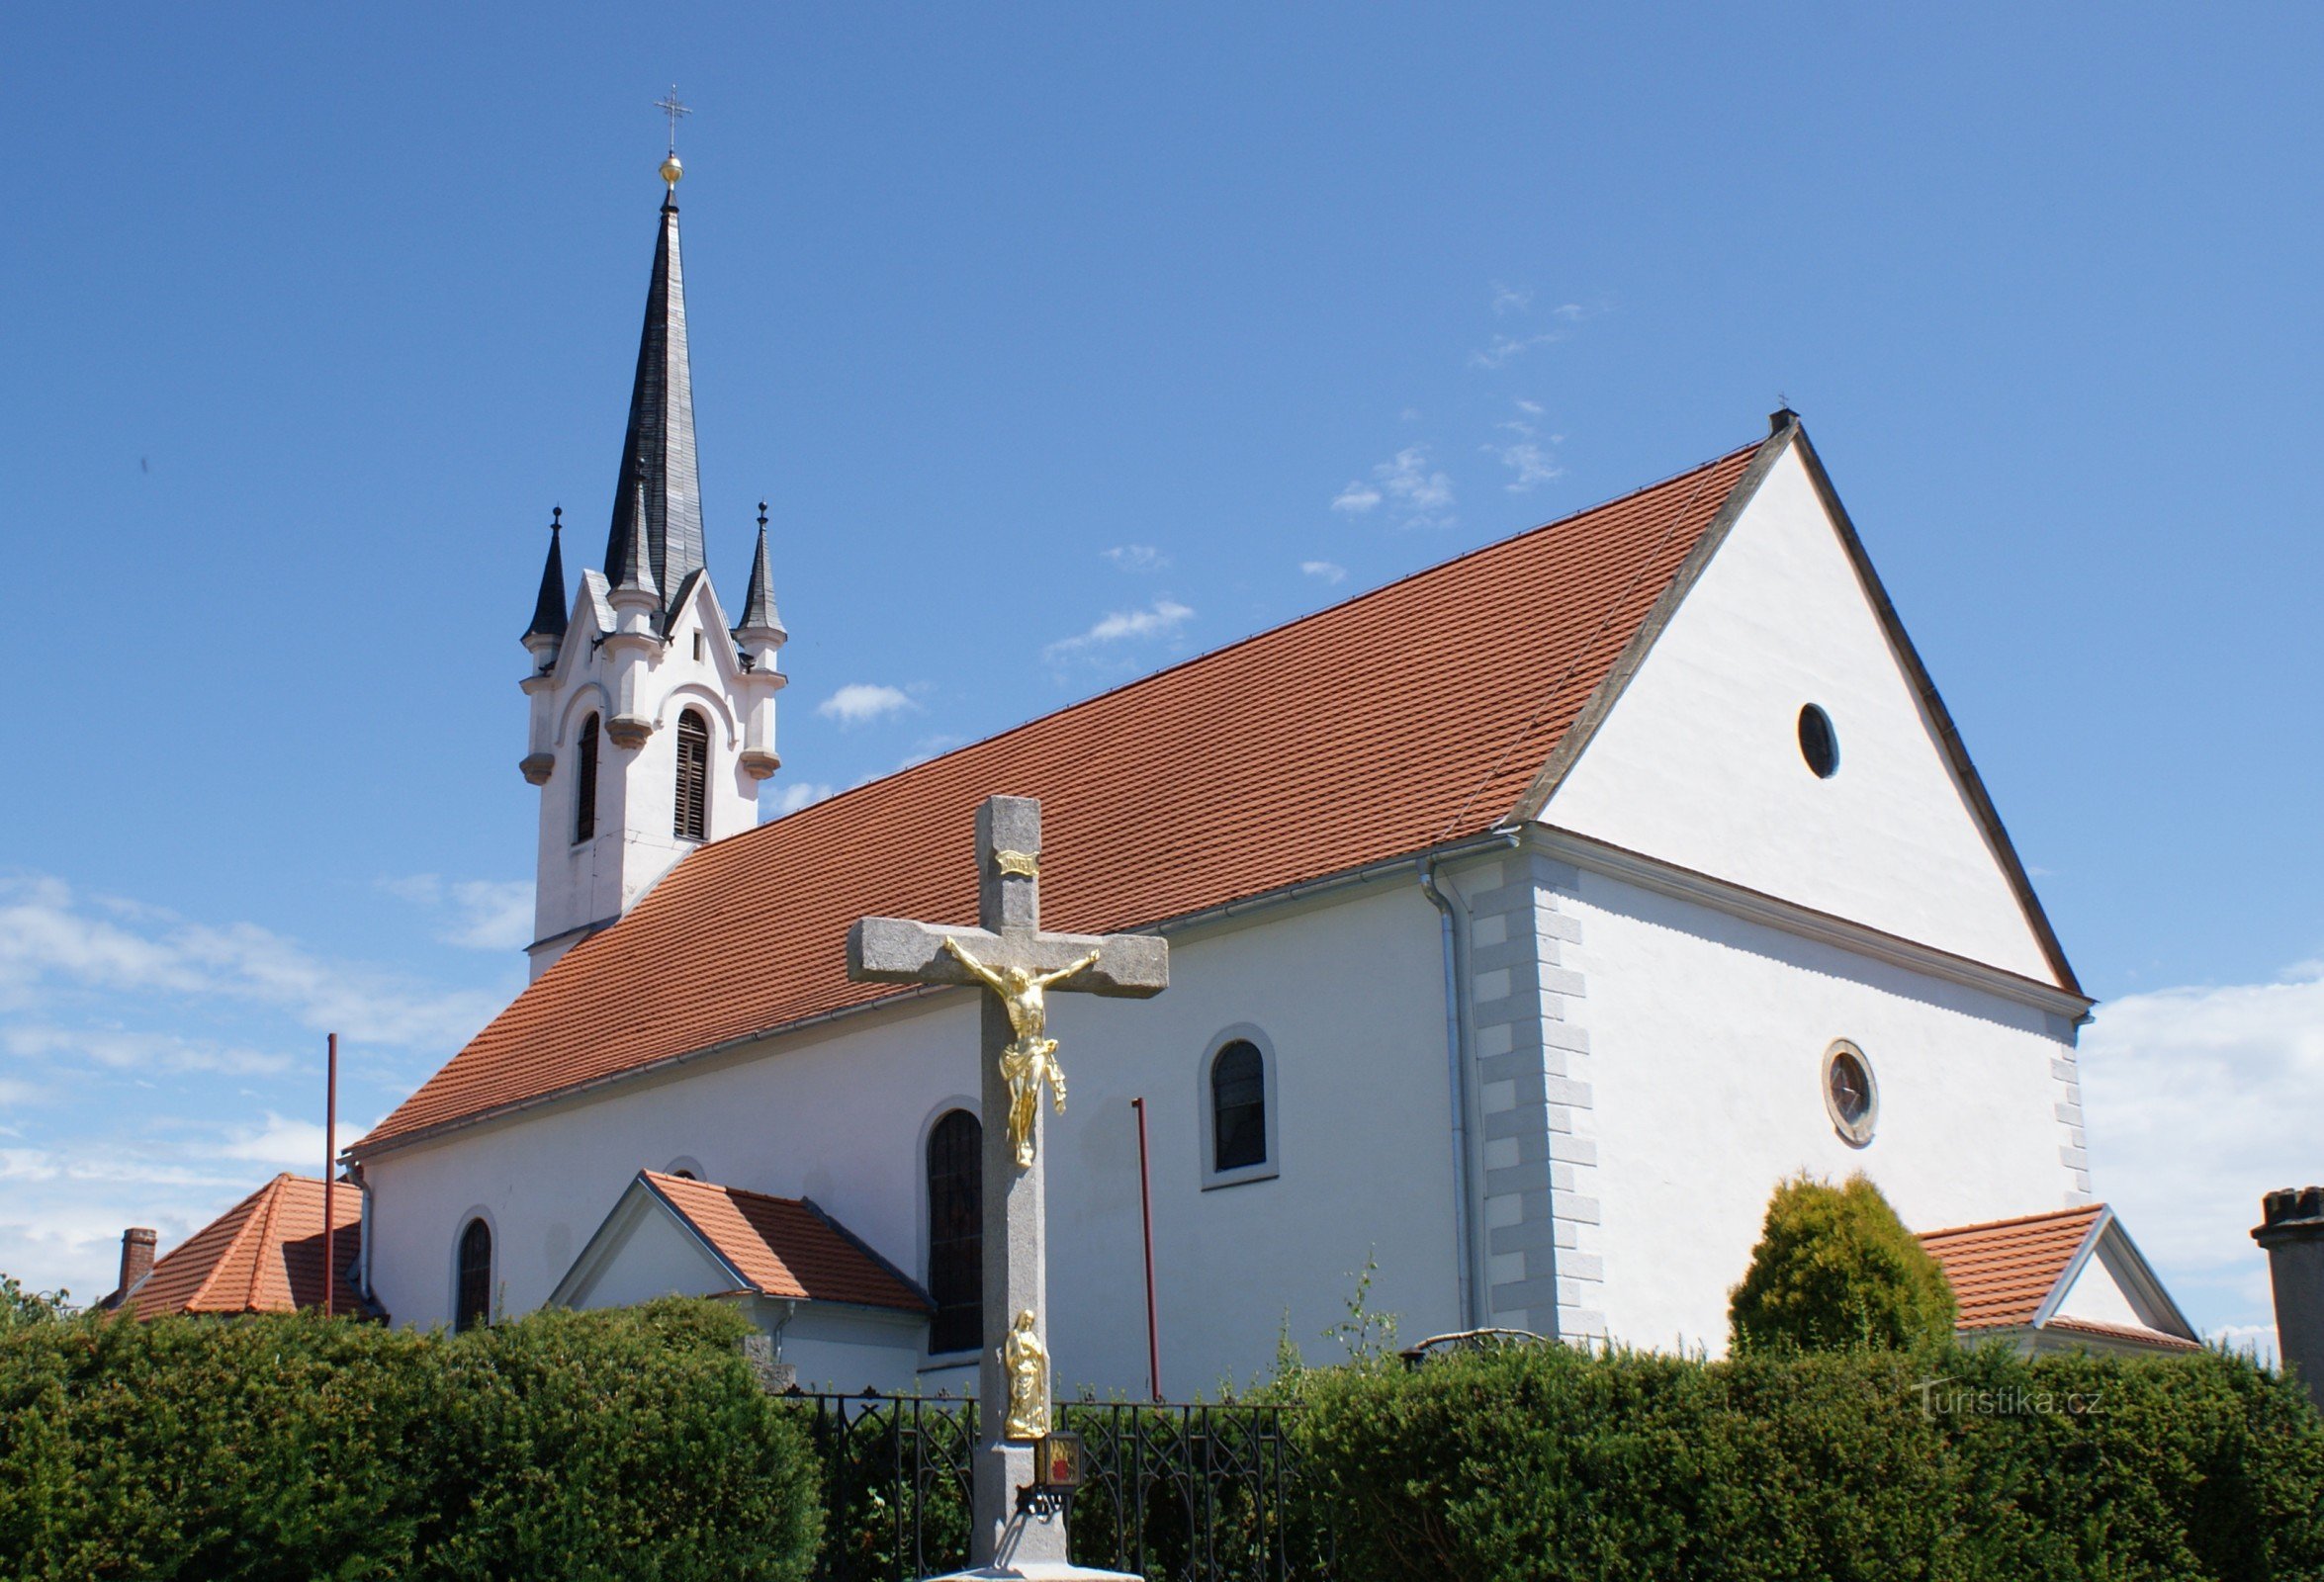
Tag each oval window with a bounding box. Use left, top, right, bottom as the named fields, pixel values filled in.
left=1798, top=704, right=1839, bottom=779
left=1823, top=1039, right=1878, bottom=1147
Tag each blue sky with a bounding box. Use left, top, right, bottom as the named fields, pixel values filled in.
left=3, top=5, right=2318, bottom=1347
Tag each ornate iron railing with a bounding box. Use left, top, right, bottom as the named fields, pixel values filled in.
left=789, top=1392, right=1326, bottom=1582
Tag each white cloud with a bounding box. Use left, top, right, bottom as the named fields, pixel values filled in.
left=0, top=876, right=500, bottom=1052
left=1043, top=599, right=1196, bottom=662
left=1104, top=545, right=1169, bottom=573
left=1469, top=301, right=1594, bottom=369
left=1341, top=446, right=1455, bottom=529
left=217, top=1109, right=366, bottom=1172
left=1486, top=402, right=1564, bottom=492
left=1300, top=560, right=1348, bottom=585
left=817, top=683, right=919, bottom=727
left=773, top=781, right=838, bottom=816
left=377, top=875, right=534, bottom=953
left=892, top=736, right=965, bottom=773
left=2080, top=957, right=2324, bottom=1351
left=2, top=1024, right=292, bottom=1078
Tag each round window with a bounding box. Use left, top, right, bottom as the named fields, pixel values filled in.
left=1798, top=705, right=1839, bottom=778
left=1823, top=1039, right=1878, bottom=1147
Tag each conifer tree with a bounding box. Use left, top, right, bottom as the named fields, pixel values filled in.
left=1728, top=1174, right=1957, bottom=1353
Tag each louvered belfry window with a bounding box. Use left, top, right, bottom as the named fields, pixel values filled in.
left=574, top=715, right=600, bottom=843
left=674, top=709, right=709, bottom=841
left=926, top=1109, right=983, bottom=1355
left=455, top=1218, right=492, bottom=1333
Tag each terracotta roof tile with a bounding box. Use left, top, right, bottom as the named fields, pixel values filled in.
left=123, top=1174, right=367, bottom=1321
left=1919, top=1204, right=2104, bottom=1331
left=2040, top=1315, right=2202, bottom=1353
left=359, top=439, right=1764, bottom=1153
left=643, top=1171, right=931, bottom=1313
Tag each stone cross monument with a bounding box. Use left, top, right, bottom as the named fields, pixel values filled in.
left=849, top=794, right=1168, bottom=1577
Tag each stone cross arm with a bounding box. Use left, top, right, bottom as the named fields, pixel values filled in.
left=848, top=916, right=1168, bottom=998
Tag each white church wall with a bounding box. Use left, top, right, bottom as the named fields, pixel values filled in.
left=363, top=877, right=1463, bottom=1392
left=1563, top=860, right=2085, bottom=1354
left=1542, top=444, right=2061, bottom=985
left=776, top=1303, right=933, bottom=1395
left=561, top=1195, right=732, bottom=1311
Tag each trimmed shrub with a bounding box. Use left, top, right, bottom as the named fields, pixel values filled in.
left=0, top=1297, right=819, bottom=1581
left=1729, top=1173, right=1958, bottom=1354
left=1296, top=1341, right=2324, bottom=1582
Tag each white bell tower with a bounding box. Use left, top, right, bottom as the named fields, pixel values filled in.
left=514, top=163, right=787, bottom=980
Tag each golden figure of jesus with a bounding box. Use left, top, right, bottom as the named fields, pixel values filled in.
left=941, top=935, right=1099, bottom=1168
left=1001, top=1307, right=1051, bottom=1441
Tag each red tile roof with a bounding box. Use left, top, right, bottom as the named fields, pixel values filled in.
left=359, top=438, right=1767, bottom=1154
left=642, top=1171, right=931, bottom=1313
left=1919, top=1204, right=2105, bottom=1331
left=2040, top=1315, right=2201, bottom=1353
left=120, top=1174, right=368, bottom=1321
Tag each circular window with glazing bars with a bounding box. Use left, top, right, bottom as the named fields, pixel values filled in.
left=1823, top=1039, right=1878, bottom=1147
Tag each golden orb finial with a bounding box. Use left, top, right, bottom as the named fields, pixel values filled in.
left=661, top=152, right=684, bottom=187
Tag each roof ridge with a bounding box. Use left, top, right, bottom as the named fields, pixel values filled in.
left=702, top=436, right=1765, bottom=862
left=179, top=1176, right=278, bottom=1313
left=1920, top=1202, right=2104, bottom=1241
left=241, top=1173, right=294, bottom=1312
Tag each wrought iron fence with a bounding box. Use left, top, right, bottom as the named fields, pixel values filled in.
left=788, top=1392, right=1327, bottom=1582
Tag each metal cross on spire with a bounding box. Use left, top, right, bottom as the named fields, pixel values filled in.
left=654, top=86, right=690, bottom=153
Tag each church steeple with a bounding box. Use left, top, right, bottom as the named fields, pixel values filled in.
left=515, top=143, right=788, bottom=981
left=600, top=186, right=705, bottom=625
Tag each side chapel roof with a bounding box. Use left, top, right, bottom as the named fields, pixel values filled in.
left=115, top=1174, right=369, bottom=1321
left=359, top=418, right=2075, bottom=1155
left=637, top=1170, right=931, bottom=1312
left=1919, top=1204, right=2199, bottom=1352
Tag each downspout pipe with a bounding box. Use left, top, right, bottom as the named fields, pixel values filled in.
left=1420, top=854, right=1481, bottom=1331
left=349, top=1160, right=376, bottom=1304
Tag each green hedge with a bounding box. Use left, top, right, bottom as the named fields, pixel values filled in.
left=1297, top=1342, right=2324, bottom=1582
left=0, top=1298, right=819, bottom=1582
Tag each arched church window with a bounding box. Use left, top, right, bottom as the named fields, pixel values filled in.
left=1211, top=1040, right=1268, bottom=1172
left=455, top=1218, right=492, bottom=1333
left=674, top=709, right=709, bottom=841
left=926, top=1109, right=982, bottom=1355
left=574, top=714, right=600, bottom=843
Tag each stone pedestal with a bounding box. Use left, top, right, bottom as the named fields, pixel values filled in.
left=2254, top=1186, right=2324, bottom=1411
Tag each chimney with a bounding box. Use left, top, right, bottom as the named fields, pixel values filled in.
left=2253, top=1186, right=2324, bottom=1410
left=118, top=1227, right=157, bottom=1297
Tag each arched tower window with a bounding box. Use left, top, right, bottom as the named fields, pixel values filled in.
left=674, top=709, right=709, bottom=841
left=573, top=714, right=599, bottom=843
left=1211, top=1040, right=1268, bottom=1172
left=926, top=1109, right=982, bottom=1355
left=455, top=1218, right=492, bottom=1333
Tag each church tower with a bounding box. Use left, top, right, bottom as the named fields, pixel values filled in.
left=516, top=152, right=787, bottom=979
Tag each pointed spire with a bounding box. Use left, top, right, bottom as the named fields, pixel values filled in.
left=524, top=507, right=569, bottom=641
left=602, top=182, right=704, bottom=626
left=613, top=476, right=660, bottom=598
left=735, top=500, right=785, bottom=640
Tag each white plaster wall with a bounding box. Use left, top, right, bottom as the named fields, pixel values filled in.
left=364, top=878, right=1461, bottom=1393
left=1567, top=864, right=2083, bottom=1354
left=1544, top=445, right=2059, bottom=983
left=2053, top=1240, right=2154, bottom=1331
left=778, top=1305, right=930, bottom=1395
left=564, top=1201, right=732, bottom=1310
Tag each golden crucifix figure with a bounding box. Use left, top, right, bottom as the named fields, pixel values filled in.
left=941, top=935, right=1099, bottom=1167
left=1001, top=1307, right=1051, bottom=1441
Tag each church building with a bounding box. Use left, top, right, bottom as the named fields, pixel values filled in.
left=334, top=164, right=2197, bottom=1388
